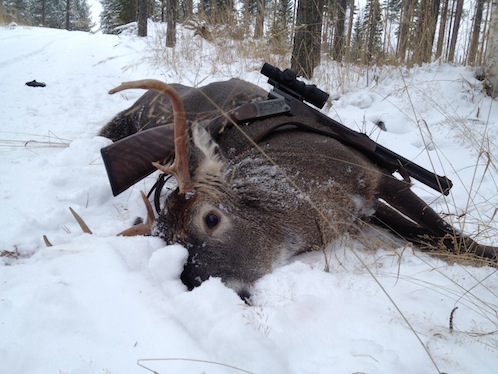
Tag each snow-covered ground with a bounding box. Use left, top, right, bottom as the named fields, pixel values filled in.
left=1, top=24, right=497, bottom=374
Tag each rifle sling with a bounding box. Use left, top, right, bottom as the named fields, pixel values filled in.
left=232, top=120, right=406, bottom=179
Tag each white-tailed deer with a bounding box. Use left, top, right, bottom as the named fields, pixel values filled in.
left=97, top=78, right=497, bottom=299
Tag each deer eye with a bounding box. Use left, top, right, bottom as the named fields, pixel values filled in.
left=204, top=212, right=220, bottom=229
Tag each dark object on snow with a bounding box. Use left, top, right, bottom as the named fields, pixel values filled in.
left=25, top=80, right=46, bottom=88
left=475, top=66, right=486, bottom=81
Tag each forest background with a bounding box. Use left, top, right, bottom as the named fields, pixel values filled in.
left=0, top=0, right=495, bottom=78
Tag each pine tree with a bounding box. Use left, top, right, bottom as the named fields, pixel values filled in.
left=270, top=0, right=293, bottom=47
left=166, top=0, right=177, bottom=46
left=411, top=0, right=440, bottom=65
left=291, top=0, right=324, bottom=78
left=363, top=0, right=383, bottom=64
left=351, top=10, right=364, bottom=62
left=3, top=0, right=90, bottom=30
left=435, top=0, right=449, bottom=59
left=200, top=0, right=233, bottom=24
left=485, top=0, right=498, bottom=97
left=332, top=0, right=348, bottom=62
left=70, top=0, right=92, bottom=30
left=100, top=0, right=123, bottom=33
left=254, top=0, right=264, bottom=38
left=447, top=0, right=464, bottom=62
left=345, top=0, right=357, bottom=62
left=100, top=0, right=137, bottom=32
left=397, top=0, right=415, bottom=62
left=467, top=0, right=484, bottom=65
left=382, top=0, right=402, bottom=59
left=138, top=0, right=148, bottom=36
left=120, top=0, right=137, bottom=25
left=3, top=0, right=30, bottom=24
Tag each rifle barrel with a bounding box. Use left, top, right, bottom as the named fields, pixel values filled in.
left=375, top=144, right=453, bottom=195
left=279, top=89, right=453, bottom=195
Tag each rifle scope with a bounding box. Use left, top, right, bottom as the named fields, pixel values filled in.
left=261, top=62, right=329, bottom=109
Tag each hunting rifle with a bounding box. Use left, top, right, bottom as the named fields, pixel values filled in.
left=101, top=63, right=453, bottom=197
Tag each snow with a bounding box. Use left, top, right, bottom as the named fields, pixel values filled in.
left=1, top=24, right=497, bottom=374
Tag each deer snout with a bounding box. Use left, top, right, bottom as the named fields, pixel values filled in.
left=180, top=254, right=253, bottom=300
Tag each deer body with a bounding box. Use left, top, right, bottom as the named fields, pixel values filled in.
left=100, top=78, right=267, bottom=141
left=151, top=112, right=384, bottom=296
left=101, top=79, right=497, bottom=298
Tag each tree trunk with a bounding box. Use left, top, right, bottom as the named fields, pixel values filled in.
left=413, top=0, right=440, bottom=64
left=345, top=0, right=355, bottom=62
left=138, top=0, right=148, bottom=37
left=447, top=0, right=464, bottom=62
left=427, top=0, right=441, bottom=60
left=435, top=0, right=449, bottom=59
left=254, top=0, right=265, bottom=39
left=332, top=0, right=347, bottom=61
left=243, top=0, right=250, bottom=36
left=365, top=0, right=380, bottom=64
left=166, top=0, right=177, bottom=47
left=321, top=0, right=330, bottom=48
left=65, top=0, right=70, bottom=30
left=186, top=0, right=193, bottom=18
left=291, top=0, right=324, bottom=78
left=413, top=0, right=429, bottom=64
left=398, top=0, right=414, bottom=62
left=478, top=0, right=493, bottom=66
left=467, top=0, right=485, bottom=65
left=41, top=0, right=46, bottom=26
left=485, top=0, right=498, bottom=97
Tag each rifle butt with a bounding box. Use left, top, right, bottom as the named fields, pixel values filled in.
left=101, top=125, right=174, bottom=196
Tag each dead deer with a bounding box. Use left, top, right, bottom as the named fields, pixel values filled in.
left=91, top=79, right=498, bottom=299
left=99, top=78, right=267, bottom=141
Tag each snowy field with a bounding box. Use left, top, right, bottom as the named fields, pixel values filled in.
left=1, top=24, right=497, bottom=373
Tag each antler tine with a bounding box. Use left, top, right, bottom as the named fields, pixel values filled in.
left=118, top=191, right=155, bottom=236
left=43, top=235, right=53, bottom=247
left=42, top=207, right=93, bottom=247
left=69, top=207, right=93, bottom=234
left=110, top=79, right=193, bottom=194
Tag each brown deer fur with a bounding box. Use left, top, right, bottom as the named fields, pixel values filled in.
left=99, top=78, right=267, bottom=141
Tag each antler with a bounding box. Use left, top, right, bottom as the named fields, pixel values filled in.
left=109, top=79, right=193, bottom=194
left=44, top=191, right=155, bottom=246
left=45, top=79, right=192, bottom=246
left=117, top=191, right=155, bottom=236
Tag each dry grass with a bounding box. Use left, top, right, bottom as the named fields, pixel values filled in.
left=0, top=131, right=71, bottom=152
left=145, top=22, right=292, bottom=82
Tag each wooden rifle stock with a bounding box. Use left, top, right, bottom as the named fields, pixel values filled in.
left=101, top=125, right=175, bottom=196
left=101, top=101, right=271, bottom=196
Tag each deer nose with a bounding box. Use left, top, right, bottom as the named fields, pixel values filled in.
left=180, top=262, right=205, bottom=290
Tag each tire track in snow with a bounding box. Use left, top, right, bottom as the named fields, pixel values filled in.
left=0, top=36, right=69, bottom=69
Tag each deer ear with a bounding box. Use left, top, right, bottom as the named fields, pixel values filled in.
left=189, top=122, right=226, bottom=179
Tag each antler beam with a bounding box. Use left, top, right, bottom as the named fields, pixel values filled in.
left=110, top=79, right=193, bottom=194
